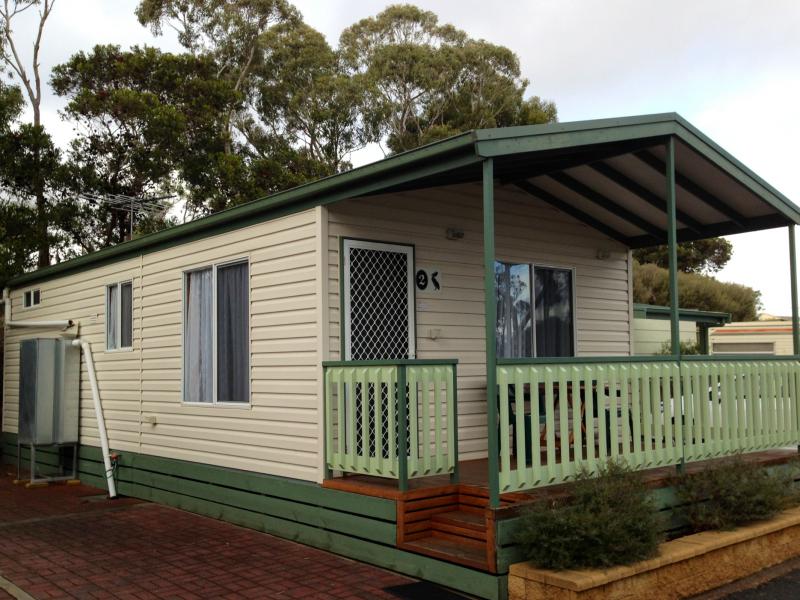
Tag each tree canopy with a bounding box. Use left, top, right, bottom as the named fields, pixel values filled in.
left=633, top=262, right=761, bottom=321
left=339, top=4, right=556, bottom=153
left=633, top=238, right=733, bottom=274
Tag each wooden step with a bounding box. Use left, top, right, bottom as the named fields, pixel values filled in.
left=401, top=535, right=489, bottom=571
left=430, top=510, right=487, bottom=541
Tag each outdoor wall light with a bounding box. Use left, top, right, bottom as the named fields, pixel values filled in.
left=446, top=227, right=464, bottom=240
left=596, top=248, right=611, bottom=260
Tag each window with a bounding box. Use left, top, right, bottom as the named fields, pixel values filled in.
left=495, top=262, right=575, bottom=358
left=106, top=282, right=133, bottom=350
left=183, top=260, right=249, bottom=404
left=23, top=289, right=41, bottom=308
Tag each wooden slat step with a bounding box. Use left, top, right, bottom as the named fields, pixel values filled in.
left=430, top=520, right=487, bottom=542
left=431, top=509, right=485, bottom=532
left=401, top=535, right=488, bottom=571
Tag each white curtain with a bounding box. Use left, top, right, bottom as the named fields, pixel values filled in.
left=217, top=262, right=249, bottom=403
left=184, top=268, right=213, bottom=402
left=107, top=284, right=118, bottom=350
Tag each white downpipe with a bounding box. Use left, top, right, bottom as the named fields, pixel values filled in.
left=72, top=339, right=117, bottom=498
left=3, top=288, right=72, bottom=329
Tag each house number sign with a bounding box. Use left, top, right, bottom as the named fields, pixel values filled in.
left=415, top=267, right=441, bottom=294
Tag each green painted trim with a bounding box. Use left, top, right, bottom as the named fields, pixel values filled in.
left=633, top=303, right=730, bottom=325
left=450, top=363, right=460, bottom=484
left=634, top=150, right=746, bottom=226
left=513, top=180, right=631, bottom=245
left=11, top=113, right=798, bottom=290
left=791, top=225, right=800, bottom=355
left=483, top=158, right=500, bottom=509
left=322, top=359, right=458, bottom=367
left=589, top=160, right=704, bottom=234
left=548, top=171, right=664, bottom=238
left=666, top=137, right=681, bottom=357
left=496, top=355, right=800, bottom=365
left=10, top=150, right=478, bottom=289
left=397, top=364, right=409, bottom=492
left=338, top=235, right=346, bottom=359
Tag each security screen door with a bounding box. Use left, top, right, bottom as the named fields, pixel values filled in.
left=343, top=239, right=415, bottom=361
left=342, top=239, right=415, bottom=460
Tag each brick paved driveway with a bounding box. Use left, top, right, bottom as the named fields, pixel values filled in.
left=0, top=471, right=429, bottom=600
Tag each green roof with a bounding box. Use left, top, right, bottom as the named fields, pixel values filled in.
left=9, top=112, right=799, bottom=288
left=633, top=303, right=731, bottom=325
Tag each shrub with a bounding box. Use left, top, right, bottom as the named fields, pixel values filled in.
left=676, top=456, right=799, bottom=531
left=515, top=461, right=661, bottom=569
left=656, top=340, right=701, bottom=355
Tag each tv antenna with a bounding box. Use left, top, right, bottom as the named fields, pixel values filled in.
left=79, top=193, right=176, bottom=239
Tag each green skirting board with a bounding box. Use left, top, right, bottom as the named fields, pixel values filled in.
left=0, top=432, right=507, bottom=600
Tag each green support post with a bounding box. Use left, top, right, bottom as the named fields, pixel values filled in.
left=665, top=137, right=680, bottom=358
left=483, top=158, right=500, bottom=508
left=450, top=364, right=460, bottom=484
left=665, top=137, right=684, bottom=474
left=397, top=365, right=409, bottom=492
left=790, top=225, right=800, bottom=355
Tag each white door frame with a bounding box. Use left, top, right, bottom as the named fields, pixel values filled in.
left=342, top=238, right=416, bottom=361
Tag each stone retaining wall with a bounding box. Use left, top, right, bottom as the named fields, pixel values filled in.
left=509, top=506, right=800, bottom=600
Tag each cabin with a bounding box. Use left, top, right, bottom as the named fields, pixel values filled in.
left=633, top=303, right=730, bottom=354
left=710, top=318, right=796, bottom=356
left=3, top=113, right=800, bottom=600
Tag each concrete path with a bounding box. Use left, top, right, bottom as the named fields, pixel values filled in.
left=0, top=470, right=439, bottom=599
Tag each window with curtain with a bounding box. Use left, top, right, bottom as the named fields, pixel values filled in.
left=534, top=267, right=574, bottom=357
left=184, top=260, right=249, bottom=404
left=495, top=263, right=575, bottom=358
left=106, top=281, right=133, bottom=350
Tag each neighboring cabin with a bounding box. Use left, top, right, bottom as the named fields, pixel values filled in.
left=710, top=318, right=795, bottom=356
left=632, top=303, right=730, bottom=354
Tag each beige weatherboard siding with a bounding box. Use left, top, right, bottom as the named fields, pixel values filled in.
left=633, top=317, right=697, bottom=355
left=326, top=183, right=633, bottom=461
left=3, top=209, right=323, bottom=482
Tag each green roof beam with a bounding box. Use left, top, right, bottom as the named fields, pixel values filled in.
left=548, top=171, right=665, bottom=239
left=513, top=180, right=633, bottom=245
left=633, top=150, right=746, bottom=227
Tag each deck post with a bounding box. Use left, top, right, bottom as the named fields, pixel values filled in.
left=483, top=158, right=500, bottom=508
left=790, top=225, right=800, bottom=355
left=665, top=136, right=684, bottom=473
left=397, top=364, right=409, bottom=492
left=665, top=136, right=680, bottom=358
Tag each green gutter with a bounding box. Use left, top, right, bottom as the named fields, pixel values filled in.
left=10, top=112, right=800, bottom=288
left=633, top=303, right=731, bottom=325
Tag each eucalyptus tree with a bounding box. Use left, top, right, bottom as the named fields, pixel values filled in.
left=339, top=4, right=557, bottom=154
left=0, top=0, right=59, bottom=266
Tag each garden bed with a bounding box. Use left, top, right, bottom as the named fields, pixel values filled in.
left=509, top=506, right=800, bottom=600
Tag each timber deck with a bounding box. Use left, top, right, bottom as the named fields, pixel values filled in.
left=323, top=449, right=800, bottom=573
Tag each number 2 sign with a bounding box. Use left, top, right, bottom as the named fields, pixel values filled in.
left=415, top=267, right=441, bottom=294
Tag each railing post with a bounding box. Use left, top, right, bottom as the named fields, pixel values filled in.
left=397, top=364, right=409, bottom=492
left=790, top=225, right=800, bottom=355
left=483, top=157, right=500, bottom=508
left=322, top=366, right=332, bottom=480
left=450, top=364, right=460, bottom=484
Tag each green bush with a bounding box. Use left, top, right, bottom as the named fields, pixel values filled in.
left=656, top=340, right=701, bottom=355
left=515, top=461, right=661, bottom=569
left=676, top=456, right=799, bottom=531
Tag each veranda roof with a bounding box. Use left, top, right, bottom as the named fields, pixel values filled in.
left=10, top=112, right=799, bottom=287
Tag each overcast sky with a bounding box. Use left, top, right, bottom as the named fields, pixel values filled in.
left=8, top=0, right=800, bottom=315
